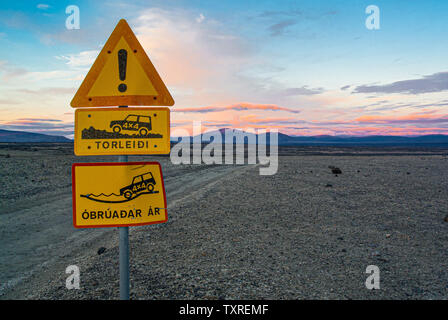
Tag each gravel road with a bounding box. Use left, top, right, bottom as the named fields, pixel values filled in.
left=1, top=145, right=448, bottom=299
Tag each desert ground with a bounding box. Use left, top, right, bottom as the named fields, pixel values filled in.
left=1, top=143, right=448, bottom=299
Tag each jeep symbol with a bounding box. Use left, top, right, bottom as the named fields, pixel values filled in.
left=110, top=115, right=152, bottom=136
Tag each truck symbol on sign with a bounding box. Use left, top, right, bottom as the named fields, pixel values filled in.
left=120, top=172, right=156, bottom=199
left=110, top=115, right=152, bottom=136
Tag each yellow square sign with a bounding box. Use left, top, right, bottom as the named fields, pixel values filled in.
left=72, top=162, right=167, bottom=228
left=74, top=107, right=170, bottom=156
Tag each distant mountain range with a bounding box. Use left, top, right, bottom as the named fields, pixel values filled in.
left=1, top=128, right=447, bottom=146
left=172, top=128, right=448, bottom=146
left=0, top=129, right=71, bottom=143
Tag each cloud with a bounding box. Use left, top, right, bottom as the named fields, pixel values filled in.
left=16, top=118, right=62, bottom=122
left=171, top=116, right=303, bottom=134
left=196, top=13, right=205, bottom=23
left=0, top=10, right=35, bottom=30
left=201, top=116, right=300, bottom=128
left=171, top=113, right=448, bottom=136
left=0, top=63, right=81, bottom=83
left=15, top=87, right=76, bottom=95
left=353, top=72, right=448, bottom=95
left=132, top=7, right=253, bottom=94
left=256, top=9, right=303, bottom=37
left=0, top=61, right=29, bottom=80
left=355, top=113, right=448, bottom=125
left=281, top=125, right=448, bottom=136
left=268, top=20, right=296, bottom=37
left=2, top=6, right=446, bottom=138
left=0, top=99, right=20, bottom=105
left=258, top=10, right=302, bottom=18
left=0, top=56, right=85, bottom=85
left=282, top=86, right=324, bottom=96
left=1, top=119, right=71, bottom=126
left=56, top=51, right=99, bottom=68
left=173, top=102, right=300, bottom=114
left=128, top=7, right=327, bottom=110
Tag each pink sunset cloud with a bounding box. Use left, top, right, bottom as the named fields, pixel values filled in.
left=355, top=113, right=448, bottom=125
left=1, top=8, right=447, bottom=139
left=173, top=103, right=300, bottom=114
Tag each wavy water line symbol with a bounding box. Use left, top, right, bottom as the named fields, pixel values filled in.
left=84, top=192, right=121, bottom=197
left=80, top=191, right=159, bottom=204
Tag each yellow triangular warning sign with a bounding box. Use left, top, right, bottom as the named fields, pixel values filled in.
left=71, top=19, right=174, bottom=107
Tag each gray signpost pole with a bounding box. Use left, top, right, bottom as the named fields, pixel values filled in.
left=118, top=106, right=130, bottom=300
left=119, top=210, right=129, bottom=300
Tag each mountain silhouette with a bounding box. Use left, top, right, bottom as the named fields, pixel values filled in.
left=171, top=129, right=448, bottom=146
left=0, top=129, right=71, bottom=143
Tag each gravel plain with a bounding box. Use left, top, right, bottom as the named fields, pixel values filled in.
left=1, top=143, right=448, bottom=299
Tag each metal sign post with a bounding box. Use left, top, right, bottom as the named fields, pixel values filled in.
left=118, top=157, right=130, bottom=300
left=118, top=106, right=129, bottom=300
left=119, top=225, right=129, bottom=300
left=72, top=161, right=168, bottom=299
left=70, top=19, right=173, bottom=301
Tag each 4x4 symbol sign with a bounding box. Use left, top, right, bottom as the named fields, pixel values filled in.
left=110, top=114, right=152, bottom=136
left=74, top=108, right=170, bottom=156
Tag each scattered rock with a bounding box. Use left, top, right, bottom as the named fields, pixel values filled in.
left=5, top=152, right=448, bottom=300
left=82, top=126, right=162, bottom=139
left=329, top=166, right=342, bottom=174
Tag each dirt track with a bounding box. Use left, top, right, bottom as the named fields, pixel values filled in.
left=1, top=144, right=448, bottom=299
left=0, top=144, right=243, bottom=298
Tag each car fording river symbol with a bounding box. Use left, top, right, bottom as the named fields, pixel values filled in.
left=80, top=171, right=159, bottom=203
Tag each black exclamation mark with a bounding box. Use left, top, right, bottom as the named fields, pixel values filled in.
left=118, top=49, right=127, bottom=93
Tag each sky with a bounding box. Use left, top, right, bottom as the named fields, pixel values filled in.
left=0, top=0, right=448, bottom=137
